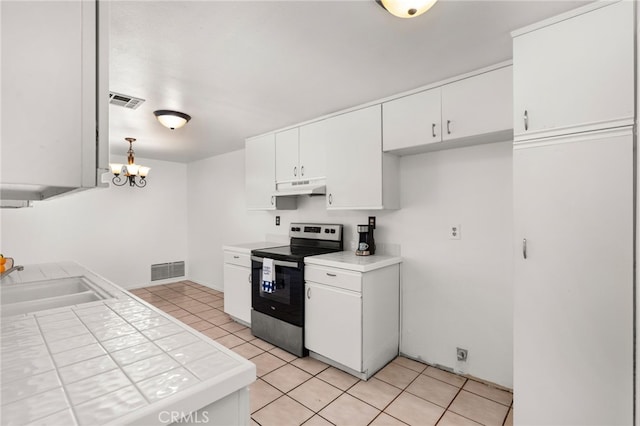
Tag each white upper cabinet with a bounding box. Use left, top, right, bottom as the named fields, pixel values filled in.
left=0, top=0, right=109, bottom=204
left=382, top=87, right=442, bottom=151
left=246, top=134, right=277, bottom=210
left=246, top=133, right=296, bottom=210
left=441, top=66, right=512, bottom=141
left=382, top=65, right=513, bottom=155
left=298, top=120, right=327, bottom=181
left=275, top=125, right=326, bottom=183
left=275, top=128, right=300, bottom=182
left=512, top=0, right=634, bottom=141
left=325, top=105, right=399, bottom=210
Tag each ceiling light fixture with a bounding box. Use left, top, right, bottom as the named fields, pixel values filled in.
left=109, top=138, right=150, bottom=188
left=153, top=110, right=191, bottom=130
left=376, top=0, right=438, bottom=18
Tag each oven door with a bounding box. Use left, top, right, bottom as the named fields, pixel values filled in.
left=251, top=256, right=304, bottom=327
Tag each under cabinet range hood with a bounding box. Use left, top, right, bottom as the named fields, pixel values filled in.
left=273, top=178, right=326, bottom=197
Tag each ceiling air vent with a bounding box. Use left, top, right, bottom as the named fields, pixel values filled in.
left=109, top=91, right=145, bottom=109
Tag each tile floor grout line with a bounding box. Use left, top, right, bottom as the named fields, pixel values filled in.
left=433, top=379, right=467, bottom=426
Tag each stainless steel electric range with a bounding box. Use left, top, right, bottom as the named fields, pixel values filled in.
left=250, top=223, right=343, bottom=357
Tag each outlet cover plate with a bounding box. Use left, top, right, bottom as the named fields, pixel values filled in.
left=450, top=225, right=461, bottom=240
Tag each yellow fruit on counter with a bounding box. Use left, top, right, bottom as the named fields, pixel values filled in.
left=0, top=265, right=5, bottom=273
left=0, top=255, right=5, bottom=266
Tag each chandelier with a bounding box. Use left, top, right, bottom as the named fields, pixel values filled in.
left=109, top=138, right=150, bottom=188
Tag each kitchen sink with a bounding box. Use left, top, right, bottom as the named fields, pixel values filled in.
left=1, top=276, right=113, bottom=317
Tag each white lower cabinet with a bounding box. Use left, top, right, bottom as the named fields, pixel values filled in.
left=223, top=251, right=252, bottom=325
left=305, top=282, right=362, bottom=371
left=304, top=263, right=400, bottom=379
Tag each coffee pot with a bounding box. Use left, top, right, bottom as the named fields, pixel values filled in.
left=355, top=224, right=375, bottom=256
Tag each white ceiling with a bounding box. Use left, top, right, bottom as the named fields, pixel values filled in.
left=109, top=0, right=589, bottom=163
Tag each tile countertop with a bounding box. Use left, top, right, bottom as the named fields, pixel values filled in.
left=0, top=262, right=255, bottom=426
left=222, top=241, right=286, bottom=254
left=304, top=251, right=402, bottom=273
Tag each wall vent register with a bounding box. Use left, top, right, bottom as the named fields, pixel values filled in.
left=151, top=261, right=185, bottom=281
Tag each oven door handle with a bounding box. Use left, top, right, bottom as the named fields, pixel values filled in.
left=251, top=256, right=299, bottom=269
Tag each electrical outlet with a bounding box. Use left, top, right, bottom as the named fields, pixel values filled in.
left=450, top=224, right=461, bottom=240
left=275, top=216, right=280, bottom=226
left=457, top=347, right=468, bottom=362
left=368, top=216, right=376, bottom=229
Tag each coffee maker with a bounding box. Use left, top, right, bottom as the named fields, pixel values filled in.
left=355, top=217, right=376, bottom=256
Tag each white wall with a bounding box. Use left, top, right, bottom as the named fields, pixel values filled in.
left=0, top=157, right=188, bottom=289
left=186, top=150, right=273, bottom=289
left=187, top=141, right=514, bottom=388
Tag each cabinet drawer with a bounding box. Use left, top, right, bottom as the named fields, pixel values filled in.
left=305, top=265, right=361, bottom=292
left=224, top=252, right=250, bottom=267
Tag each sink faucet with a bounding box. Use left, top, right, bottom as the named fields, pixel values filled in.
left=0, top=265, right=24, bottom=280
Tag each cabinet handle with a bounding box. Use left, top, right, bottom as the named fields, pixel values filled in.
left=328, top=193, right=333, bottom=205
left=326, top=273, right=337, bottom=277
left=307, top=288, right=311, bottom=299
left=271, top=196, right=275, bottom=205
left=294, top=166, right=297, bottom=177
left=301, top=165, right=304, bottom=176
left=446, top=120, right=452, bottom=135
left=524, top=110, right=529, bottom=131
left=248, top=273, right=252, bottom=283
left=432, top=123, right=436, bottom=138
left=233, top=255, right=239, bottom=259
left=522, top=238, right=527, bottom=260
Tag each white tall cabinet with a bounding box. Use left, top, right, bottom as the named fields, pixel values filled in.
left=512, top=2, right=635, bottom=424
left=513, top=129, right=633, bottom=425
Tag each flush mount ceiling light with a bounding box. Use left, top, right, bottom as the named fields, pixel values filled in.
left=109, top=138, right=150, bottom=188
left=153, top=110, right=191, bottom=130
left=377, top=0, right=438, bottom=18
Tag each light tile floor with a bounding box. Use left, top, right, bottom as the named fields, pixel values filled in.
left=133, top=281, right=514, bottom=426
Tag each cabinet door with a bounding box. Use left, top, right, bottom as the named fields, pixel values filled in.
left=325, top=105, right=383, bottom=209
left=275, top=128, right=300, bottom=182
left=245, top=134, right=277, bottom=210
left=513, top=129, right=633, bottom=425
left=305, top=282, right=362, bottom=371
left=1, top=0, right=92, bottom=188
left=223, top=263, right=252, bottom=325
left=513, top=1, right=634, bottom=139
left=298, top=120, right=327, bottom=180
left=382, top=87, right=442, bottom=151
left=441, top=66, right=512, bottom=141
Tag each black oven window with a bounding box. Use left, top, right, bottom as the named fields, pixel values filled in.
left=257, top=264, right=293, bottom=305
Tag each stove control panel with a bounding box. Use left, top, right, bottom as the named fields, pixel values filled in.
left=289, top=223, right=342, bottom=242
